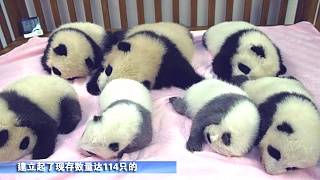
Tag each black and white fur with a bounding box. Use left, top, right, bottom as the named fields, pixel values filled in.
left=0, top=75, right=82, bottom=161
left=78, top=79, right=153, bottom=159
left=231, top=75, right=320, bottom=175
left=203, top=21, right=286, bottom=82
left=41, top=22, right=114, bottom=80
left=86, top=22, right=204, bottom=95
left=169, top=78, right=260, bottom=157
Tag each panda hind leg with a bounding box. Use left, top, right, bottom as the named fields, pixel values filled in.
left=58, top=97, right=82, bottom=134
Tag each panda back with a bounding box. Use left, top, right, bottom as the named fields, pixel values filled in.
left=2, top=75, right=78, bottom=121
left=184, top=78, right=248, bottom=117
left=204, top=21, right=256, bottom=55
left=125, top=22, right=194, bottom=63
left=56, top=22, right=106, bottom=47
left=99, top=79, right=152, bottom=111
left=242, top=77, right=312, bottom=105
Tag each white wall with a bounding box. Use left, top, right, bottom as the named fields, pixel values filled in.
left=0, top=0, right=312, bottom=48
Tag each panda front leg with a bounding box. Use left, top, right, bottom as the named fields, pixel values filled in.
left=58, top=97, right=82, bottom=134
left=186, top=122, right=206, bottom=152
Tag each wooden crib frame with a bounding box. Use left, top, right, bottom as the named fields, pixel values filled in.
left=1, top=0, right=320, bottom=55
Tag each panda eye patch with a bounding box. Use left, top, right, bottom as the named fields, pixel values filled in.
left=277, top=122, right=294, bottom=134
left=221, top=132, right=231, bottom=146
left=93, top=115, right=102, bottom=122
left=267, top=145, right=281, bottom=161
left=52, top=67, right=62, bottom=76
left=206, top=133, right=212, bottom=143
left=250, top=45, right=265, bottom=58
left=286, top=167, right=299, bottom=171
left=20, top=136, right=30, bottom=150
left=238, top=63, right=251, bottom=75
left=109, top=143, right=119, bottom=152
left=0, top=129, right=9, bottom=147
left=86, top=151, right=96, bottom=156
left=105, top=65, right=113, bottom=76
left=117, top=42, right=131, bottom=52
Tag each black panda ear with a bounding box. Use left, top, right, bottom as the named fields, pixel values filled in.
left=251, top=45, right=265, bottom=58
left=53, top=44, right=67, bottom=56
left=117, top=41, right=131, bottom=52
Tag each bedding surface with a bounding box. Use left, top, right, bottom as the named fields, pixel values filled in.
left=0, top=21, right=320, bottom=179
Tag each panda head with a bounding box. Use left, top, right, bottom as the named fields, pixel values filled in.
left=259, top=97, right=320, bottom=175
left=46, top=29, right=96, bottom=80
left=96, top=36, right=163, bottom=92
left=78, top=102, right=142, bottom=159
left=230, top=31, right=286, bottom=80
left=0, top=100, right=37, bottom=161
left=203, top=100, right=260, bottom=157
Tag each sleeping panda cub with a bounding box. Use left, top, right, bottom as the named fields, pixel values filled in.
left=78, top=79, right=153, bottom=159
left=86, top=22, right=204, bottom=95
left=231, top=75, right=320, bottom=175
left=41, top=22, right=114, bottom=80
left=169, top=78, right=260, bottom=157
left=203, top=21, right=286, bottom=82
left=0, top=75, right=82, bottom=161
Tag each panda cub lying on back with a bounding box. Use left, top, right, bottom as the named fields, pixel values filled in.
left=231, top=75, right=320, bottom=175
left=203, top=21, right=287, bottom=81
left=86, top=22, right=204, bottom=95
left=169, top=78, right=260, bottom=157
left=78, top=79, right=153, bottom=159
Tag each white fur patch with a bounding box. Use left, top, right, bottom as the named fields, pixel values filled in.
left=184, top=78, right=248, bottom=117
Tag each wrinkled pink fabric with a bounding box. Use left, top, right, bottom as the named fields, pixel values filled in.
left=0, top=21, right=319, bottom=179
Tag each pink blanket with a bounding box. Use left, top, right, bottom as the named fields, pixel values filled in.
left=1, top=21, right=320, bottom=179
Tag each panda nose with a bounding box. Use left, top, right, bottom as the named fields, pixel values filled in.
left=238, top=63, right=251, bottom=75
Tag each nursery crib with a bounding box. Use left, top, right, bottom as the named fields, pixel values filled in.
left=1, top=0, right=320, bottom=179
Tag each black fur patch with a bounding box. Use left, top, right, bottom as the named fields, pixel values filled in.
left=221, top=132, right=231, bottom=146
left=20, top=136, right=30, bottom=150
left=58, top=96, right=81, bottom=134
left=0, top=91, right=58, bottom=160
left=41, top=28, right=104, bottom=75
left=105, top=65, right=113, bottom=76
left=206, top=132, right=212, bottom=143
left=275, top=46, right=286, bottom=76
left=85, top=57, right=94, bottom=69
left=238, top=63, right=251, bottom=75
left=117, top=41, right=131, bottom=52
left=109, top=143, right=119, bottom=152
left=277, top=122, right=294, bottom=134
left=126, top=31, right=204, bottom=90
left=286, top=167, right=299, bottom=171
left=142, top=80, right=151, bottom=90
left=52, top=67, right=62, bottom=76
left=53, top=44, right=67, bottom=56
left=254, top=92, right=315, bottom=145
left=202, top=31, right=208, bottom=49
left=0, top=130, right=9, bottom=147
left=267, top=145, right=281, bottom=161
left=86, top=151, right=96, bottom=156
left=230, top=75, right=249, bottom=87
left=251, top=45, right=265, bottom=58
left=86, top=66, right=104, bottom=95
left=93, top=115, right=102, bottom=122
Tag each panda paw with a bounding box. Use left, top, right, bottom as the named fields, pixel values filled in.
left=86, top=83, right=101, bottom=96
left=186, top=139, right=203, bottom=152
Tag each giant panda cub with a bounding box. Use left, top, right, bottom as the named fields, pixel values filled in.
left=41, top=22, right=114, bottom=80
left=0, top=75, right=82, bottom=161
left=169, top=78, right=260, bottom=157
left=231, top=75, right=320, bottom=175
left=78, top=79, right=153, bottom=159
left=203, top=21, right=287, bottom=82
left=86, top=22, right=204, bottom=95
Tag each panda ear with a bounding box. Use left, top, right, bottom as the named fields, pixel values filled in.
left=53, top=44, right=67, bottom=56
left=277, top=63, right=287, bottom=76
left=251, top=45, right=265, bottom=58
left=117, top=41, right=131, bottom=52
